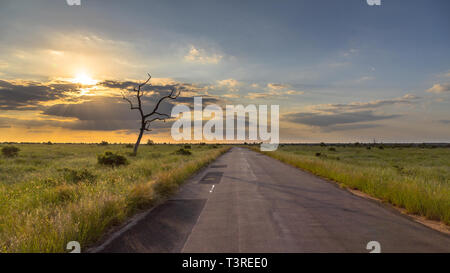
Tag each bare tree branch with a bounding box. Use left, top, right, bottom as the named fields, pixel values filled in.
left=144, top=88, right=181, bottom=119
left=122, top=92, right=139, bottom=110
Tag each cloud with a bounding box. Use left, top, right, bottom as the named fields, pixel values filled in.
left=41, top=91, right=222, bottom=131
left=246, top=83, right=304, bottom=99
left=0, top=31, right=145, bottom=80
left=312, top=94, right=419, bottom=113
left=184, top=46, right=223, bottom=64
left=284, top=110, right=399, bottom=127
left=283, top=94, right=419, bottom=130
left=0, top=75, right=226, bottom=132
left=267, top=83, right=289, bottom=90
left=0, top=79, right=81, bottom=110
left=222, top=94, right=240, bottom=98
left=40, top=95, right=175, bottom=131
left=426, top=83, right=450, bottom=94
left=217, top=79, right=239, bottom=91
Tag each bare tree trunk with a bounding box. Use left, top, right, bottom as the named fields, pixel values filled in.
left=133, top=124, right=145, bottom=155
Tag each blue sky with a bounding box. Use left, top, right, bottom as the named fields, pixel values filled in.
left=0, top=0, right=449, bottom=143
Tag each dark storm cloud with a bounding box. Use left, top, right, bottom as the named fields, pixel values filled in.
left=0, top=80, right=81, bottom=110
left=284, top=110, right=399, bottom=127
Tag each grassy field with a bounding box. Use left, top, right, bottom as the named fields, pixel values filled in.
left=253, top=144, right=450, bottom=226
left=0, top=143, right=229, bottom=253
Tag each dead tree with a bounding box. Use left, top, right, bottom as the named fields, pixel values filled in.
left=122, top=73, right=180, bottom=155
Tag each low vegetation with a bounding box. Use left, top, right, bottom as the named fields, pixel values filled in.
left=175, top=148, right=192, bottom=156
left=0, top=144, right=229, bottom=252
left=1, top=146, right=20, bottom=158
left=252, top=144, right=450, bottom=225
left=97, top=151, right=128, bottom=167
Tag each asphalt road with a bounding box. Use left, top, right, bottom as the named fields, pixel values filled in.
left=96, top=147, right=450, bottom=253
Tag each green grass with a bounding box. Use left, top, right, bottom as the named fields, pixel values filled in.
left=0, top=144, right=229, bottom=252
left=252, top=144, right=450, bottom=225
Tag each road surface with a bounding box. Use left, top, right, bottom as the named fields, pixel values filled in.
left=96, top=147, right=450, bottom=253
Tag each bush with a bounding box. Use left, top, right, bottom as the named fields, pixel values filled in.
left=320, top=142, right=326, bottom=147
left=184, top=145, right=191, bottom=149
left=125, top=144, right=134, bottom=148
left=315, top=152, right=321, bottom=157
left=175, top=148, right=192, bottom=156
left=99, top=141, right=109, bottom=146
left=366, top=146, right=371, bottom=150
left=328, top=147, right=336, bottom=152
left=62, top=168, right=96, bottom=184
left=2, top=146, right=20, bottom=157
left=378, top=146, right=384, bottom=150
left=97, top=151, right=128, bottom=167
left=147, top=139, right=154, bottom=145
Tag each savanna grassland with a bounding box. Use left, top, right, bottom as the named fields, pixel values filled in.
left=254, top=144, right=450, bottom=226
left=0, top=143, right=229, bottom=253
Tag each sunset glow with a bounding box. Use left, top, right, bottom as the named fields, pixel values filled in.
left=72, top=72, right=98, bottom=86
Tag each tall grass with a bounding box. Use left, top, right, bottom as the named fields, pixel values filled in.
left=0, top=144, right=229, bottom=252
left=251, top=145, right=450, bottom=225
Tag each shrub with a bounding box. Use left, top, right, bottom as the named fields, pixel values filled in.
left=125, top=144, right=134, bottom=148
left=315, top=152, right=321, bottom=157
left=320, top=142, right=326, bottom=147
left=97, top=151, right=128, bottom=167
left=175, top=148, right=192, bottom=156
left=62, top=168, right=96, bottom=184
left=378, top=146, right=384, bottom=150
left=328, top=147, right=336, bottom=152
left=210, top=145, right=219, bottom=149
left=184, top=145, right=192, bottom=149
left=366, top=146, right=371, bottom=150
left=99, top=141, right=109, bottom=146
left=2, top=146, right=20, bottom=157
left=147, top=139, right=154, bottom=145
left=46, top=141, right=53, bottom=145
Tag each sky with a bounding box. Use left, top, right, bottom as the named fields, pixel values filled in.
left=0, top=0, right=449, bottom=143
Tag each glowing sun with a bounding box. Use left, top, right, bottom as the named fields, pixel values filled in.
left=72, top=72, right=98, bottom=85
